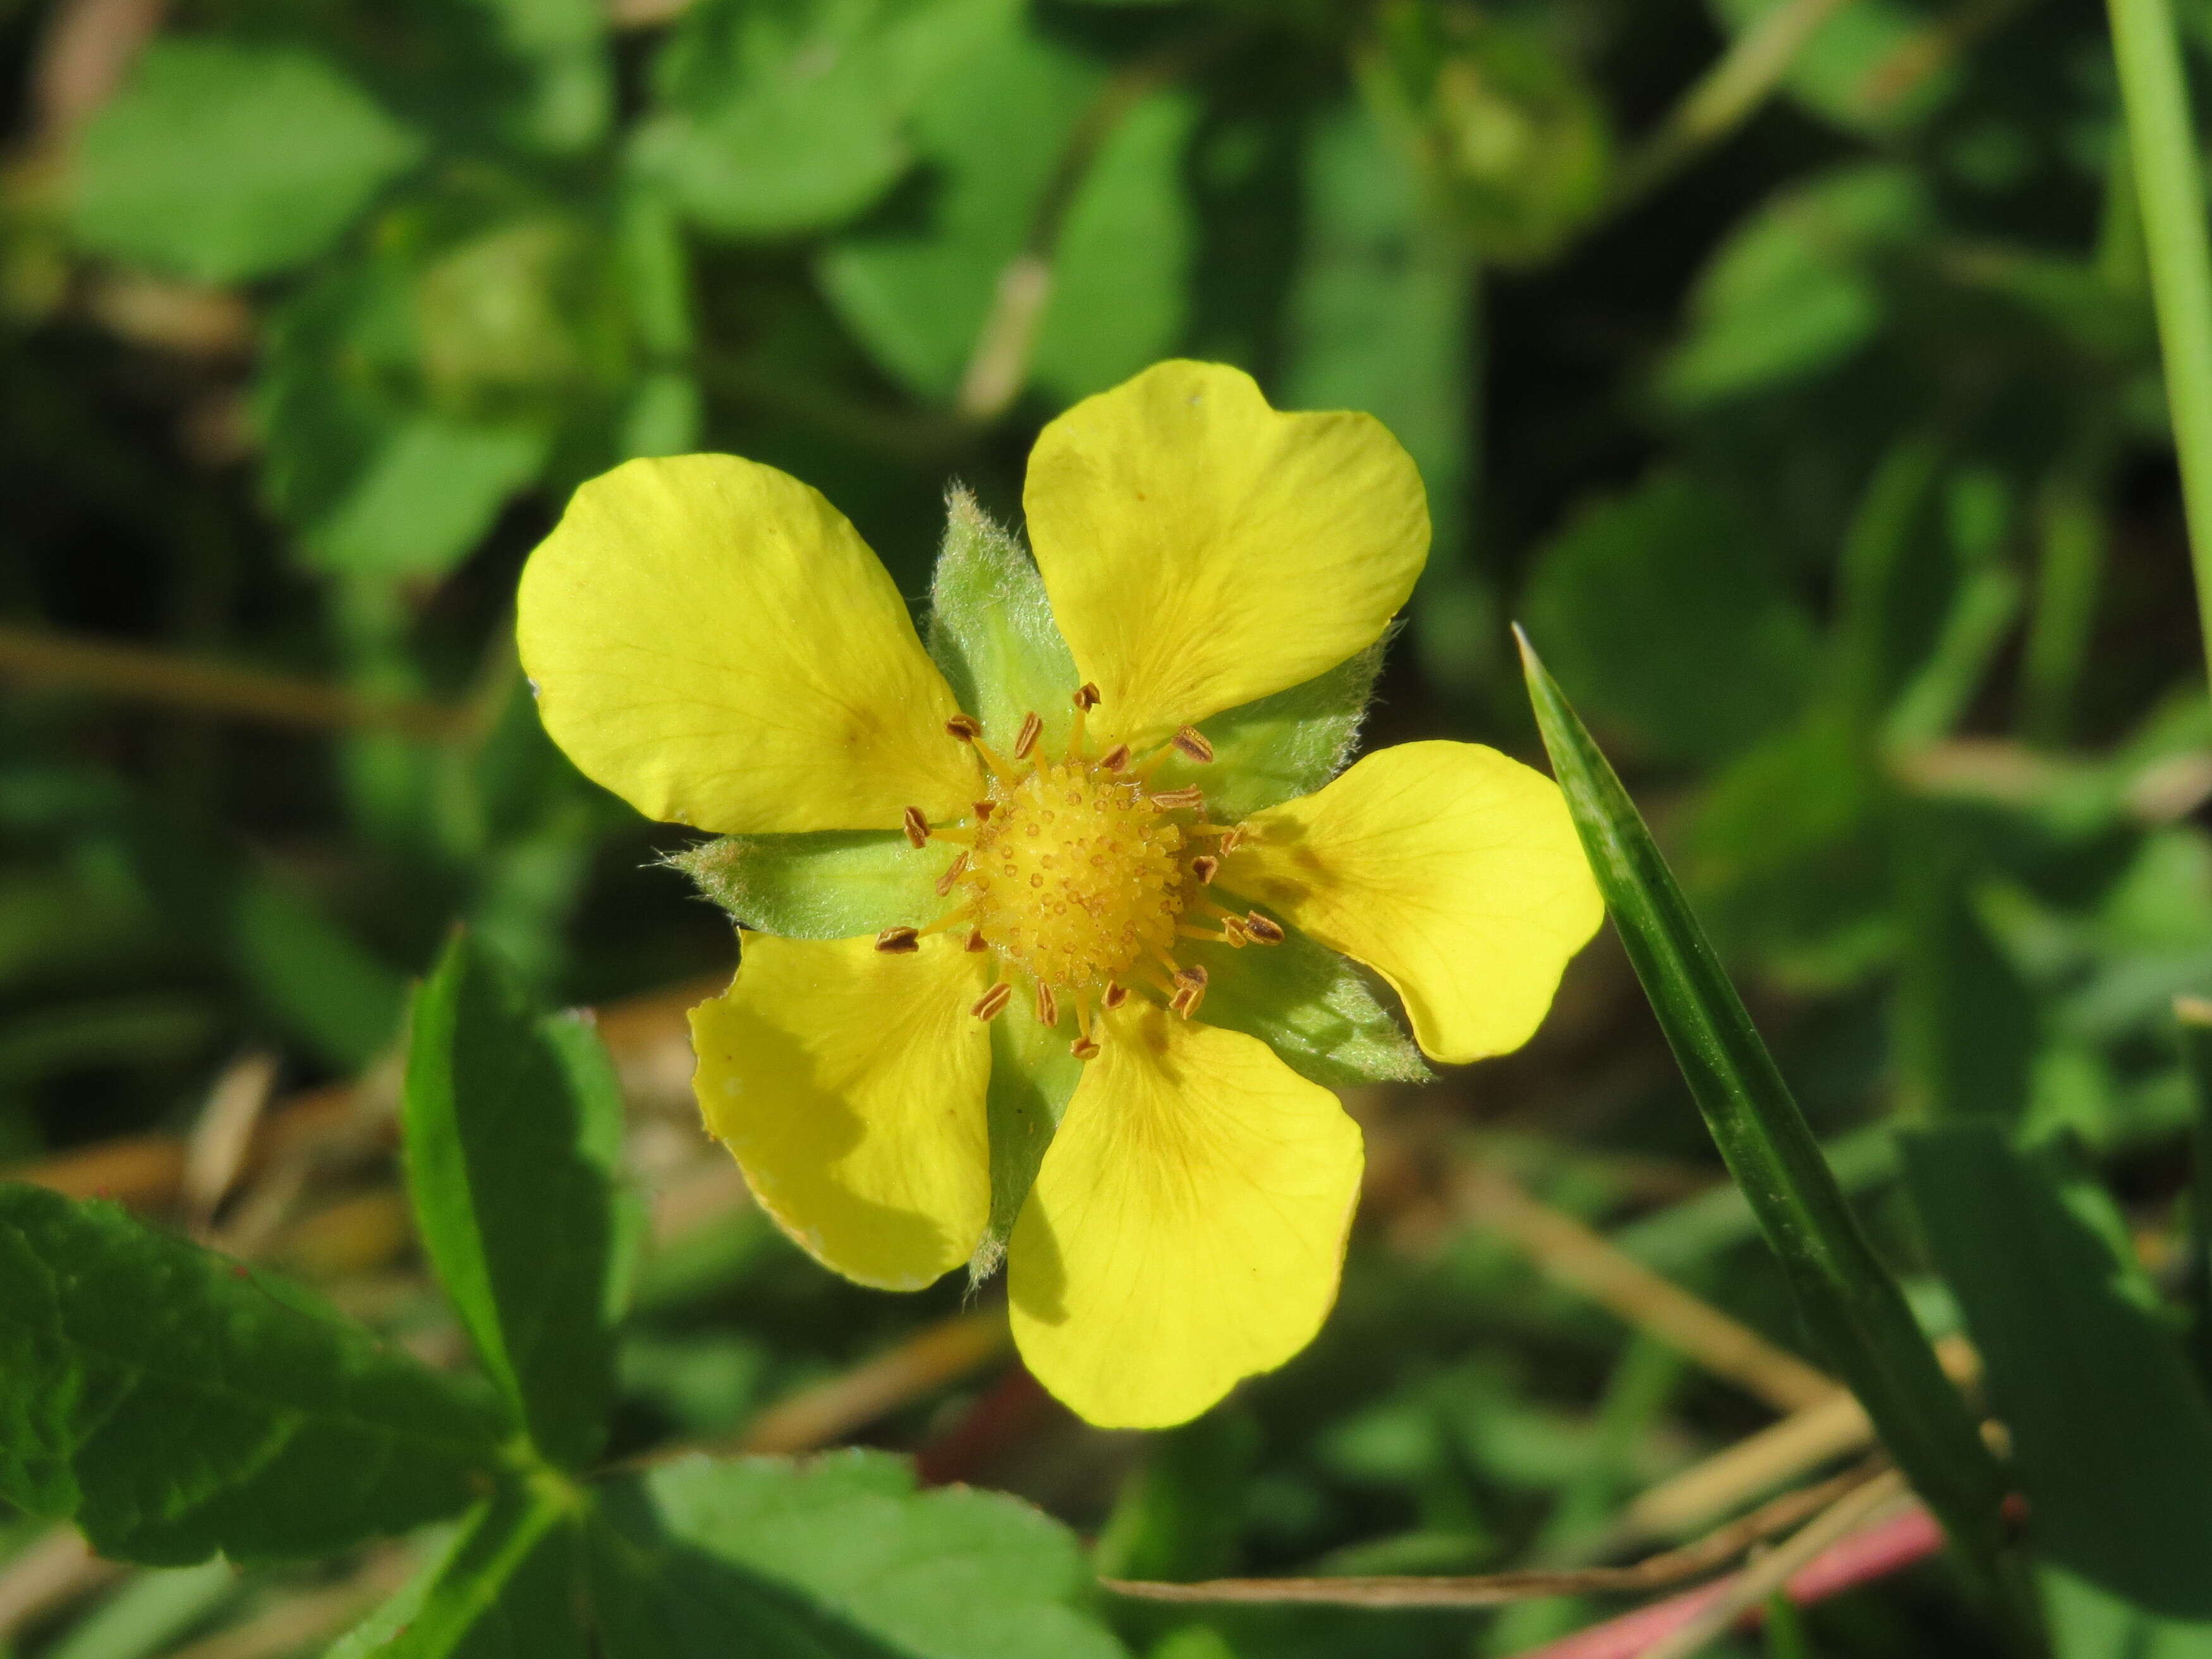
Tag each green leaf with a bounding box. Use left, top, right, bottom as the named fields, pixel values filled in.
left=667, top=832, right=940, bottom=938
left=1901, top=1124, right=2212, bottom=1617
left=1657, top=164, right=1930, bottom=409
left=1514, top=633, right=2029, bottom=1619
left=327, top=1482, right=590, bottom=1659
left=925, top=487, right=1080, bottom=756
left=587, top=1451, right=1127, bottom=1659
left=1281, top=98, right=1487, bottom=704
left=818, top=15, right=1193, bottom=404
left=640, top=0, right=1014, bottom=238
left=71, top=41, right=424, bottom=284
left=1189, top=921, right=1431, bottom=1091
left=1518, top=473, right=1819, bottom=765
left=0, top=1183, right=501, bottom=1565
left=466, top=0, right=612, bottom=154
left=404, top=933, right=636, bottom=1469
left=42, top=1560, right=235, bottom=1659
left=970, top=1001, right=1081, bottom=1285
left=1156, top=643, right=1383, bottom=825
left=308, top=417, right=552, bottom=580
left=2044, top=1568, right=2212, bottom=1658
left=1707, top=0, right=1957, bottom=136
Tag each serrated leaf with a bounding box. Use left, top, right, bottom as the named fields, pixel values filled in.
left=0, top=1183, right=501, bottom=1565
left=587, top=1452, right=1126, bottom=1659
left=639, top=0, right=1013, bottom=238
left=1518, top=472, right=1818, bottom=765
left=818, top=14, right=1192, bottom=404
left=667, top=833, right=940, bottom=939
left=404, top=933, right=636, bottom=1470
left=327, top=1483, right=590, bottom=1659
left=1901, top=1124, right=2212, bottom=1617
left=71, top=41, right=423, bottom=284
left=925, top=487, right=1079, bottom=755
left=1186, top=921, right=1430, bottom=1091
left=1515, top=632, right=2023, bottom=1606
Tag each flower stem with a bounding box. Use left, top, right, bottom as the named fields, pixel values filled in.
left=2108, top=0, right=2212, bottom=680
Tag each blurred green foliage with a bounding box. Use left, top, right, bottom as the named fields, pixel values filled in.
left=9, top=0, right=2212, bottom=1651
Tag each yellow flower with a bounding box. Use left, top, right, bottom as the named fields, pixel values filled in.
left=517, top=360, right=1601, bottom=1429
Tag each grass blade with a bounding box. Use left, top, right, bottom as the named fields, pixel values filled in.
left=1514, top=628, right=2038, bottom=1642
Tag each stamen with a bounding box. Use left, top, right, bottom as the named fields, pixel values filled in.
left=902, top=806, right=928, bottom=848
left=1035, top=980, right=1060, bottom=1027
left=946, top=715, right=1019, bottom=783
left=1191, top=854, right=1220, bottom=885
left=1098, top=743, right=1132, bottom=772
left=916, top=909, right=970, bottom=938
left=945, top=715, right=982, bottom=741
left=973, top=799, right=996, bottom=821
left=1067, top=683, right=1099, bottom=759
left=935, top=853, right=970, bottom=897
left=1244, top=911, right=1286, bottom=945
left=1170, top=963, right=1209, bottom=1016
left=928, top=825, right=977, bottom=846
left=1071, top=1000, right=1099, bottom=1060
left=1073, top=683, right=1101, bottom=711
left=1102, top=982, right=1130, bottom=1011
left=1150, top=786, right=1205, bottom=811
left=972, top=981, right=1013, bottom=1021
left=1172, top=727, right=1215, bottom=764
left=1014, top=711, right=1043, bottom=762
left=875, top=927, right=919, bottom=954
left=965, top=927, right=988, bottom=952
left=1071, top=1036, right=1100, bottom=1059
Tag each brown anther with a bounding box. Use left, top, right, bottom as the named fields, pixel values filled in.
left=1035, top=980, right=1060, bottom=1026
left=935, top=852, right=970, bottom=896
left=965, top=927, right=988, bottom=952
left=1150, top=786, right=1206, bottom=810
left=1070, top=1036, right=1101, bottom=1060
left=1072, top=683, right=1101, bottom=712
left=1217, top=825, right=1244, bottom=854
left=1174, top=963, right=1209, bottom=991
left=1102, top=982, right=1130, bottom=1010
left=1099, top=743, right=1132, bottom=772
left=1190, top=854, right=1220, bottom=885
left=1013, top=711, right=1043, bottom=760
left=1169, top=980, right=1206, bottom=1018
left=901, top=805, right=928, bottom=848
left=945, top=714, right=983, bottom=741
left=1221, top=916, right=1251, bottom=947
left=1172, top=727, right=1215, bottom=764
left=875, top=927, right=920, bottom=954
left=972, top=982, right=1013, bottom=1021
left=1244, top=911, right=1285, bottom=945
left=973, top=799, right=995, bottom=821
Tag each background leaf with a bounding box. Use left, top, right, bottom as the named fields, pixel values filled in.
left=403, top=932, right=636, bottom=1470
left=0, top=1184, right=500, bottom=1564
left=71, top=41, right=424, bottom=284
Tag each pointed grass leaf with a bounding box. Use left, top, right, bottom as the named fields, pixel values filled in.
left=327, top=1481, right=590, bottom=1659
left=70, top=41, right=425, bottom=284
left=1191, top=920, right=1430, bottom=1091
left=586, top=1451, right=1126, bottom=1659
left=1514, top=631, right=2022, bottom=1609
left=925, top=487, right=1079, bottom=756
left=404, top=933, right=637, bottom=1470
left=669, top=833, right=942, bottom=939
left=1901, top=1123, right=2212, bottom=1617
left=0, top=1184, right=501, bottom=1565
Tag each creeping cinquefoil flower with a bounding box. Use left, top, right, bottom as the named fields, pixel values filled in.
left=517, top=360, right=1601, bottom=1428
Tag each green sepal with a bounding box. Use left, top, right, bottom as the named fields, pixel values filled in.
left=925, top=487, right=1079, bottom=754
left=1152, top=642, right=1387, bottom=824
left=969, top=1002, right=1082, bottom=1287
left=1187, top=919, right=1431, bottom=1090
left=667, top=832, right=943, bottom=939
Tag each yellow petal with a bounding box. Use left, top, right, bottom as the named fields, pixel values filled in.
left=1231, top=741, right=1602, bottom=1066
left=1023, top=360, right=1428, bottom=750
left=518, top=454, right=976, bottom=834
left=1007, top=1003, right=1363, bottom=1428
left=690, top=932, right=991, bottom=1290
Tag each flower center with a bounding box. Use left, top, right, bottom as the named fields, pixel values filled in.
left=879, top=686, right=1287, bottom=1060
left=963, top=761, right=1184, bottom=990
